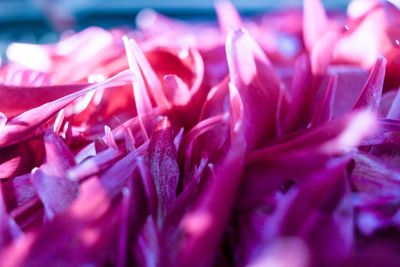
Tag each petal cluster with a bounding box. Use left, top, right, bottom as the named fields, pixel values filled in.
left=0, top=0, right=399, bottom=266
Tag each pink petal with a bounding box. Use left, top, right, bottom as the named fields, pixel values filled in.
left=226, top=28, right=281, bottom=149
left=310, top=73, right=337, bottom=127
left=303, top=0, right=330, bottom=51
left=215, top=0, right=243, bottom=37
left=0, top=70, right=132, bottom=148
left=353, top=56, right=387, bottom=112
left=146, top=118, right=180, bottom=221
left=31, top=167, right=78, bottom=220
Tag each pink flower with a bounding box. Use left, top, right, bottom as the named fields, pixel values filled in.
left=0, top=0, right=399, bottom=266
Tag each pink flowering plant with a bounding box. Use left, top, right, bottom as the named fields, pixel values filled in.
left=0, top=0, right=399, bottom=266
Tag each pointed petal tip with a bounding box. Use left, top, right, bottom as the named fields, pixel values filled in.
left=303, top=0, right=329, bottom=51
left=353, top=56, right=387, bottom=112
left=226, top=28, right=257, bottom=86
left=215, top=0, right=243, bottom=36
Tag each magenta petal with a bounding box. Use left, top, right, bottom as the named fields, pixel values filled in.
left=67, top=148, right=123, bottom=182
left=133, top=216, right=160, bottom=267
left=123, top=37, right=156, bottom=140
left=136, top=156, right=158, bottom=219
left=0, top=84, right=87, bottom=118
left=278, top=158, right=353, bottom=265
left=104, top=125, right=118, bottom=150
left=215, top=0, right=243, bottom=36
left=334, top=2, right=390, bottom=68
left=331, top=66, right=369, bottom=118
left=163, top=74, right=191, bottom=106
left=124, top=37, right=169, bottom=110
left=191, top=78, right=230, bottom=166
left=303, top=0, right=330, bottom=51
left=116, top=188, right=130, bottom=267
left=146, top=119, right=179, bottom=220
left=2, top=173, right=36, bottom=210
left=31, top=167, right=78, bottom=220
left=386, top=88, right=400, bottom=120
left=99, top=150, right=140, bottom=197
left=176, top=82, right=247, bottom=267
left=180, top=113, right=228, bottom=181
left=311, top=31, right=342, bottom=75
left=249, top=110, right=376, bottom=162
left=353, top=56, right=387, bottom=112
left=43, top=130, right=75, bottom=176
left=226, top=28, right=281, bottom=149
left=200, top=78, right=230, bottom=120
left=0, top=185, right=22, bottom=248
left=0, top=70, right=132, bottom=148
left=0, top=143, right=38, bottom=179
left=282, top=54, right=313, bottom=132
left=310, top=73, right=337, bottom=127
left=241, top=150, right=333, bottom=209
left=279, top=158, right=349, bottom=233
left=351, top=151, right=400, bottom=195
left=5, top=178, right=118, bottom=267
left=163, top=158, right=207, bottom=233
left=177, top=137, right=246, bottom=267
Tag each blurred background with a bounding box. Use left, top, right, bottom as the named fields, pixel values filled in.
left=0, top=0, right=350, bottom=55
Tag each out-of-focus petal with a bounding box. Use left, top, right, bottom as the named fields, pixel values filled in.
left=0, top=70, right=132, bottom=148
left=31, top=167, right=78, bottom=220
left=0, top=184, right=22, bottom=248
left=303, top=0, right=330, bottom=51
left=176, top=75, right=247, bottom=267
left=215, top=0, right=243, bottom=37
